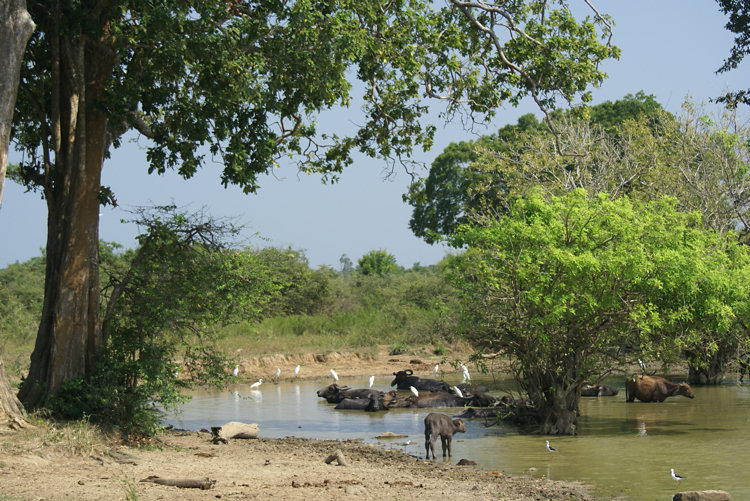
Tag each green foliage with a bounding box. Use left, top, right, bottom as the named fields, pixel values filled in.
left=447, top=188, right=749, bottom=433
left=50, top=206, right=280, bottom=436
left=0, top=256, right=45, bottom=371
left=357, top=250, right=399, bottom=277
left=252, top=247, right=332, bottom=316
left=406, top=93, right=665, bottom=242
left=715, top=0, right=750, bottom=107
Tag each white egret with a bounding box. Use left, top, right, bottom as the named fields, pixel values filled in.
left=453, top=386, right=464, bottom=398
left=545, top=440, right=559, bottom=453
left=250, top=378, right=262, bottom=388
left=274, top=367, right=281, bottom=381
left=433, top=364, right=439, bottom=376
left=330, top=369, right=339, bottom=381
left=409, top=386, right=419, bottom=398
left=369, top=375, right=375, bottom=388
left=232, top=364, right=239, bottom=377
left=294, top=365, right=301, bottom=378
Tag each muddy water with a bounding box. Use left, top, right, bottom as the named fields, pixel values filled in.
left=163, top=375, right=750, bottom=500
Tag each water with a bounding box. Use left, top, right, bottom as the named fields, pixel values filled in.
left=163, top=375, right=750, bottom=500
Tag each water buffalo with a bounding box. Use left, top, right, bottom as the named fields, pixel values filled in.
left=316, top=384, right=385, bottom=404
left=424, top=412, right=466, bottom=459
left=391, top=369, right=451, bottom=392
left=580, top=384, right=619, bottom=397
left=334, top=393, right=389, bottom=411
left=625, top=375, right=695, bottom=403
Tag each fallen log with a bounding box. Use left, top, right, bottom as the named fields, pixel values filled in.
left=210, top=422, right=259, bottom=443
left=140, top=476, right=216, bottom=490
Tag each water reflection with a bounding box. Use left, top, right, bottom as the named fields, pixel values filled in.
left=163, top=376, right=750, bottom=500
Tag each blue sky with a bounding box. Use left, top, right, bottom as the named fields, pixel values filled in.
left=2, top=1, right=748, bottom=270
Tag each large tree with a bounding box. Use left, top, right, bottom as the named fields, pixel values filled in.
left=0, top=0, right=34, bottom=430
left=447, top=189, right=747, bottom=435
left=9, top=0, right=617, bottom=409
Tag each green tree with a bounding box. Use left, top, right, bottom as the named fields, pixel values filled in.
left=52, top=206, right=279, bottom=435
left=357, top=249, right=398, bottom=277
left=447, top=189, right=746, bottom=435
left=253, top=247, right=331, bottom=316
left=407, top=93, right=662, bottom=241
left=10, top=0, right=617, bottom=408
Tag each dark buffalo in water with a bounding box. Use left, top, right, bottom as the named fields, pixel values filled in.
left=625, top=375, right=695, bottom=403
left=580, top=384, right=619, bottom=397
left=316, top=384, right=386, bottom=404
left=390, top=369, right=451, bottom=392
left=386, top=390, right=495, bottom=409
left=424, top=412, right=466, bottom=459
left=334, top=393, right=389, bottom=411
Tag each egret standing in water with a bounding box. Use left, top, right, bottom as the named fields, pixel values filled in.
left=232, top=365, right=239, bottom=377
left=410, top=386, right=419, bottom=398
left=433, top=364, right=439, bottom=376
left=461, top=364, right=470, bottom=383
left=294, top=365, right=301, bottom=378
left=369, top=375, right=375, bottom=388
left=546, top=440, right=559, bottom=453
left=274, top=367, right=281, bottom=382
left=330, top=369, right=339, bottom=381
left=250, top=378, right=262, bottom=389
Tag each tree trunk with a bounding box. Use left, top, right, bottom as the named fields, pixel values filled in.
left=0, top=0, right=35, bottom=428
left=18, top=14, right=114, bottom=409
left=0, top=0, right=34, bottom=209
left=687, top=347, right=731, bottom=385
left=538, top=384, right=579, bottom=435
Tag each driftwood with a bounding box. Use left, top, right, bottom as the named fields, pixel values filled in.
left=210, top=422, right=259, bottom=443
left=140, top=476, right=216, bottom=490
left=324, top=449, right=348, bottom=466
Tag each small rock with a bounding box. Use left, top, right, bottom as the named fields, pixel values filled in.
left=673, top=490, right=732, bottom=501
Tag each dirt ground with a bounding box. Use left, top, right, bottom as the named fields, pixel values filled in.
left=0, top=346, right=609, bottom=500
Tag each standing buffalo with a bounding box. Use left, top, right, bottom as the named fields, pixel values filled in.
left=424, top=412, right=466, bottom=459
left=391, top=369, right=451, bottom=392
left=625, top=375, right=695, bottom=403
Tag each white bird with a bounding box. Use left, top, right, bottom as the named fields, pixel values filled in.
left=638, top=358, right=647, bottom=373
left=453, top=386, right=464, bottom=398
left=232, top=364, right=239, bottom=377
left=546, top=440, right=559, bottom=453
left=461, top=364, right=471, bottom=382
left=294, top=365, right=301, bottom=378
left=369, top=375, right=375, bottom=388
left=173, top=369, right=179, bottom=379
left=250, top=378, right=262, bottom=388
left=671, top=468, right=684, bottom=483
left=330, top=369, right=339, bottom=381
left=410, top=386, right=419, bottom=398
left=433, top=364, right=439, bottom=376
left=274, top=367, right=281, bottom=381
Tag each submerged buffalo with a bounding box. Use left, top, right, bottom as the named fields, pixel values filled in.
left=424, top=412, right=466, bottom=459
left=625, top=375, right=695, bottom=403
left=580, top=384, right=619, bottom=397
left=391, top=369, right=451, bottom=392
left=334, top=393, right=389, bottom=411
left=316, top=384, right=386, bottom=404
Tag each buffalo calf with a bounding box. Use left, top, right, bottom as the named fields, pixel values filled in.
left=424, top=412, right=466, bottom=459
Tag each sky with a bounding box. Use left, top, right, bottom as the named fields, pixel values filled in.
left=1, top=1, right=748, bottom=271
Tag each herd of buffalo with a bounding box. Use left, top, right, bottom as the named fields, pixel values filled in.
left=315, top=369, right=698, bottom=458
left=316, top=369, right=697, bottom=416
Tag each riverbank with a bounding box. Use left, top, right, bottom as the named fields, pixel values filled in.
left=0, top=425, right=602, bottom=500
left=0, top=345, right=617, bottom=500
